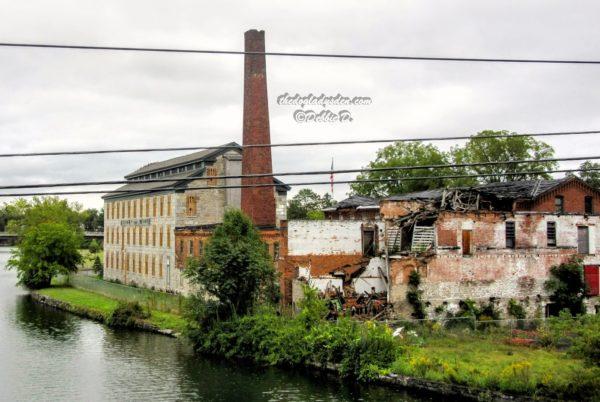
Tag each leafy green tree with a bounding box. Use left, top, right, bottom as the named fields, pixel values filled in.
left=81, top=208, right=104, bottom=231
left=572, top=161, right=600, bottom=189
left=6, top=197, right=83, bottom=235
left=451, top=130, right=557, bottom=184
left=545, top=259, right=587, bottom=316
left=0, top=199, right=29, bottom=232
left=7, top=222, right=82, bottom=289
left=184, top=209, right=277, bottom=317
left=93, top=255, right=103, bottom=278
left=88, top=239, right=101, bottom=254
left=351, top=142, right=453, bottom=197
left=287, top=189, right=335, bottom=219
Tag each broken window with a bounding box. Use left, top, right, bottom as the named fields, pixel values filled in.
left=362, top=227, right=376, bottom=256
left=411, top=225, right=435, bottom=252
left=547, top=221, right=556, bottom=247
left=585, top=196, right=593, bottom=214
left=506, top=221, right=516, bottom=249
left=555, top=196, right=564, bottom=214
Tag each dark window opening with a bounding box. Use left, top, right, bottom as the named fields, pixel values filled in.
left=585, top=196, right=593, bottom=214
left=547, top=222, right=556, bottom=247
left=273, top=242, right=280, bottom=261
left=578, top=226, right=590, bottom=254
left=189, top=240, right=194, bottom=256
left=506, top=221, right=515, bottom=249
left=555, top=196, right=564, bottom=214
left=362, top=228, right=375, bottom=257
left=179, top=240, right=184, bottom=255
left=462, top=230, right=472, bottom=256
left=198, top=241, right=203, bottom=257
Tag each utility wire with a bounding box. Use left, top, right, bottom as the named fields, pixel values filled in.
left=1, top=42, right=599, bottom=65
left=0, top=167, right=596, bottom=198
left=0, top=154, right=597, bottom=190
left=0, top=130, right=598, bottom=158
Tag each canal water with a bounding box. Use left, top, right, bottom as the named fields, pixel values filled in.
left=0, top=248, right=430, bottom=401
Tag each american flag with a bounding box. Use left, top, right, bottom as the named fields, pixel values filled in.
left=330, top=157, right=334, bottom=194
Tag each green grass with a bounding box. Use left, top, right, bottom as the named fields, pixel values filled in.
left=391, top=332, right=590, bottom=396
left=37, top=286, right=187, bottom=333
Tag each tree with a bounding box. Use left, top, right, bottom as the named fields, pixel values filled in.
left=545, top=259, right=587, bottom=316
left=88, top=239, right=101, bottom=254
left=7, top=222, right=82, bottom=289
left=93, top=256, right=103, bottom=278
left=572, top=161, right=600, bottom=189
left=184, top=209, right=277, bottom=317
left=5, top=197, right=83, bottom=235
left=287, top=189, right=335, bottom=220
left=451, top=130, right=557, bottom=184
left=81, top=208, right=104, bottom=231
left=350, top=142, right=453, bottom=197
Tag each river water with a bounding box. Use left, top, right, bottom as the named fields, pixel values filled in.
left=0, top=248, right=430, bottom=401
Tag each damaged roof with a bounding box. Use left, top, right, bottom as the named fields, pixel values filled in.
left=325, top=195, right=379, bottom=211
left=473, top=178, right=567, bottom=200
left=386, top=189, right=446, bottom=202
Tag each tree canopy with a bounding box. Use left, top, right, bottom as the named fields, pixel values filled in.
left=351, top=130, right=558, bottom=197
left=184, top=209, right=278, bottom=317
left=571, top=161, right=600, bottom=189
left=287, top=189, right=335, bottom=220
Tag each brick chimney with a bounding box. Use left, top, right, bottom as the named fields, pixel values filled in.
left=241, top=29, right=276, bottom=228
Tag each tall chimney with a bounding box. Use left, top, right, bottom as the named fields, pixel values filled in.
left=241, top=29, right=276, bottom=228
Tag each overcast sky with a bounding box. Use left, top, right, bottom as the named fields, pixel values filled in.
left=0, top=0, right=599, bottom=209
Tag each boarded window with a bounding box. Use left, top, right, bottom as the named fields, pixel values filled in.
left=506, top=222, right=516, bottom=249
left=547, top=222, right=556, bottom=247
left=186, top=195, right=197, bottom=216
left=462, top=230, right=471, bottom=256
left=584, top=265, right=599, bottom=296
left=578, top=226, right=590, bottom=254
left=585, top=196, right=593, bottom=214
left=152, top=226, right=156, bottom=246
left=206, top=166, right=217, bottom=186
left=555, top=196, right=564, bottom=214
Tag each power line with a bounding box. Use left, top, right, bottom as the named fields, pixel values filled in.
left=1, top=42, right=600, bottom=65
left=0, top=167, right=596, bottom=198
left=0, top=154, right=597, bottom=190
left=0, top=130, right=598, bottom=158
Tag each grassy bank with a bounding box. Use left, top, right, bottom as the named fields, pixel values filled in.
left=190, top=308, right=600, bottom=401
left=36, top=287, right=187, bottom=333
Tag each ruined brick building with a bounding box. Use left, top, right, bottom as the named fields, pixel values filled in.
left=282, top=177, right=600, bottom=317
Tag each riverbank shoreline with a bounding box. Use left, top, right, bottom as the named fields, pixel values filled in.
left=29, top=289, right=570, bottom=402
left=30, top=291, right=181, bottom=337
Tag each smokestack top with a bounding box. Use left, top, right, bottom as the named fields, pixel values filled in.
left=244, top=29, right=265, bottom=53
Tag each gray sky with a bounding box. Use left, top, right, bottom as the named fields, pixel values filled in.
left=0, top=0, right=599, bottom=209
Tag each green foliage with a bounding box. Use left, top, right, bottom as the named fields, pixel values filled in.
left=106, top=301, right=149, bottom=328
left=7, top=222, right=82, bottom=289
left=80, top=208, right=104, bottom=231
left=92, top=256, right=103, bottom=278
left=351, top=130, right=558, bottom=197
left=184, top=209, right=278, bottom=318
left=287, top=189, right=335, bottom=219
left=406, top=270, right=426, bottom=319
left=451, top=130, right=557, bottom=184
left=88, top=239, right=100, bottom=254
left=544, top=259, right=587, bottom=316
left=5, top=197, right=83, bottom=235
left=507, top=299, right=527, bottom=320
left=297, top=285, right=329, bottom=328
left=351, top=142, right=452, bottom=197
left=569, top=161, right=600, bottom=189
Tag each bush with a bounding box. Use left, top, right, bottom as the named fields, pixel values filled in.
left=545, top=259, right=587, bottom=316
left=507, top=299, right=526, bottom=320
left=88, top=239, right=100, bottom=254
left=406, top=270, right=426, bottom=319
left=106, top=302, right=149, bottom=328
left=92, top=256, right=103, bottom=278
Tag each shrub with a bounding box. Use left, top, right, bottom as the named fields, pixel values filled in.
left=88, top=239, right=100, bottom=254
left=92, top=255, right=103, bottom=278
left=544, top=259, right=587, bottom=316
left=507, top=299, right=526, bottom=320
left=106, top=302, right=149, bottom=328
left=297, top=285, right=328, bottom=329
left=406, top=270, right=426, bottom=319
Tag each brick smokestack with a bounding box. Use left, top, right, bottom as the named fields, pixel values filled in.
left=241, top=29, right=276, bottom=228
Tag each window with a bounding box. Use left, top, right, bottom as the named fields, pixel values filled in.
left=206, top=166, right=217, bottom=186
left=166, top=225, right=171, bottom=247
left=462, top=230, right=472, bottom=256
left=160, top=196, right=164, bottom=216
left=198, top=241, right=203, bottom=256
left=547, top=222, right=556, bottom=247
left=186, top=195, right=197, bottom=215
left=152, top=197, right=157, bottom=216
left=179, top=240, right=184, bottom=255
left=167, top=196, right=172, bottom=216
left=152, top=226, right=156, bottom=246
left=505, top=221, right=516, bottom=249
left=555, top=196, right=564, bottom=214
left=362, top=227, right=376, bottom=256
left=189, top=240, right=194, bottom=256
left=273, top=242, right=280, bottom=261
left=585, top=196, right=593, bottom=214
left=159, top=226, right=163, bottom=247
left=578, top=226, right=590, bottom=254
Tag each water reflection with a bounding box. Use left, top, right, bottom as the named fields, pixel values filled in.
left=0, top=248, right=428, bottom=401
